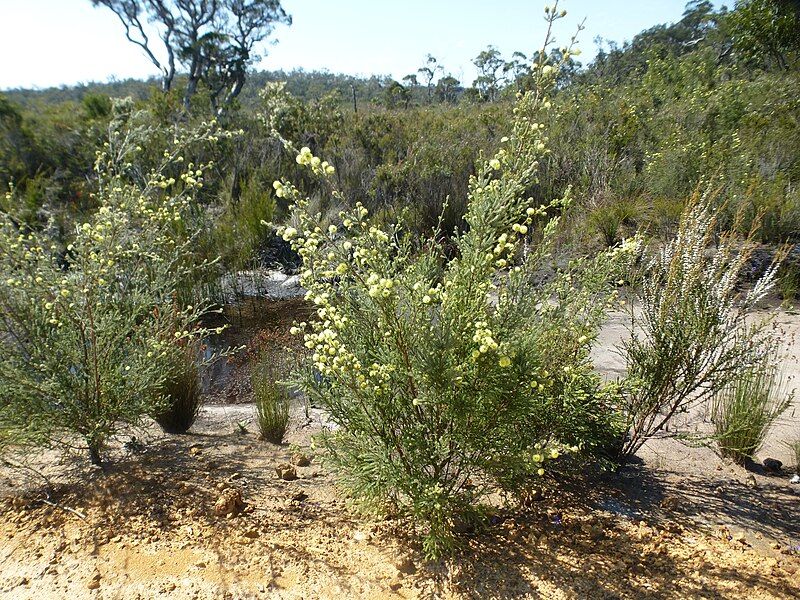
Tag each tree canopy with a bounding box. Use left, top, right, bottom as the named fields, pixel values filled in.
left=91, top=0, right=291, bottom=112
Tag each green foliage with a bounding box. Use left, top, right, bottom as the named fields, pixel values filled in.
left=620, top=192, right=780, bottom=457
left=588, top=200, right=640, bottom=247
left=259, top=81, right=504, bottom=239
left=209, top=168, right=278, bottom=272
left=777, top=260, right=800, bottom=305
left=711, top=360, right=791, bottom=464
left=154, top=342, right=202, bottom=434
left=82, top=93, right=113, bottom=120
left=252, top=355, right=291, bottom=444
left=0, top=113, right=230, bottom=464
left=260, top=82, right=343, bottom=151
left=727, top=0, right=800, bottom=70
left=8, top=0, right=800, bottom=254
left=538, top=1, right=800, bottom=246
left=272, top=17, right=635, bottom=555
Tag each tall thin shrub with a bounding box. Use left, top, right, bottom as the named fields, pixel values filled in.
left=620, top=191, right=781, bottom=457
left=154, top=343, right=202, bottom=434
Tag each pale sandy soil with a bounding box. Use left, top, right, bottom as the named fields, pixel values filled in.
left=0, top=299, right=798, bottom=599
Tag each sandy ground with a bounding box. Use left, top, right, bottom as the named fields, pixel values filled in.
left=592, top=304, right=800, bottom=465
left=0, top=299, right=799, bottom=599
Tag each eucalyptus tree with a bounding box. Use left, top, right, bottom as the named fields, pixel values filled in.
left=472, top=46, right=506, bottom=101
left=92, top=0, right=291, bottom=113
left=417, top=54, right=443, bottom=102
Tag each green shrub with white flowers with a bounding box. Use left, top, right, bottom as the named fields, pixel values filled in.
left=271, top=8, right=638, bottom=557
left=0, top=111, right=230, bottom=465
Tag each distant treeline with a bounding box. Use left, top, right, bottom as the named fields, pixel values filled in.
left=1, top=0, right=799, bottom=280
left=3, top=70, right=396, bottom=109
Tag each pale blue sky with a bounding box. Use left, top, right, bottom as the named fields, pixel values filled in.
left=0, top=1, right=713, bottom=90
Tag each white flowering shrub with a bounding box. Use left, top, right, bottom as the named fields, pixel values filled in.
left=620, top=191, right=781, bottom=457
left=272, top=8, right=637, bottom=556
left=0, top=114, right=230, bottom=464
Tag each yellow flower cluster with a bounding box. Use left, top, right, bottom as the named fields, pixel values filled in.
left=472, top=321, right=498, bottom=356
left=367, top=273, right=395, bottom=298
left=295, top=146, right=335, bottom=176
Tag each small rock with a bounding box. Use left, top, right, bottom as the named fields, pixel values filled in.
left=244, top=529, right=260, bottom=539
left=665, top=521, right=684, bottom=534
left=453, top=519, right=476, bottom=534
left=292, top=453, right=311, bottom=467
left=281, top=274, right=301, bottom=288
left=87, top=572, right=101, bottom=590
left=214, top=488, right=245, bottom=516
left=660, top=496, right=679, bottom=510
left=189, top=446, right=202, bottom=457
left=290, top=490, right=309, bottom=502
left=275, top=464, right=298, bottom=481
left=790, top=474, right=800, bottom=484
left=763, top=458, right=783, bottom=474
left=353, top=530, right=368, bottom=542
left=745, top=474, right=758, bottom=488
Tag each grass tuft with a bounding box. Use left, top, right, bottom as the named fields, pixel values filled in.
left=252, top=355, right=291, bottom=444
left=711, top=363, right=791, bottom=465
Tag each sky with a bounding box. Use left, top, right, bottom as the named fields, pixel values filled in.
left=0, top=0, right=708, bottom=91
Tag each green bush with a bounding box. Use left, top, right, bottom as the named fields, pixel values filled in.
left=273, top=19, right=636, bottom=556
left=154, top=343, right=202, bottom=434
left=620, top=191, right=781, bottom=457
left=588, top=199, right=640, bottom=247
left=0, top=115, right=229, bottom=464
left=711, top=361, right=790, bottom=464
left=252, top=355, right=291, bottom=444
left=208, top=168, right=277, bottom=273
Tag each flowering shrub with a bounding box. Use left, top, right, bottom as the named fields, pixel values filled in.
left=0, top=110, right=230, bottom=464
left=271, top=7, right=637, bottom=556
left=619, top=191, right=781, bottom=457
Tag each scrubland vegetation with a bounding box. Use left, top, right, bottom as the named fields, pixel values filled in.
left=1, top=0, right=800, bottom=589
